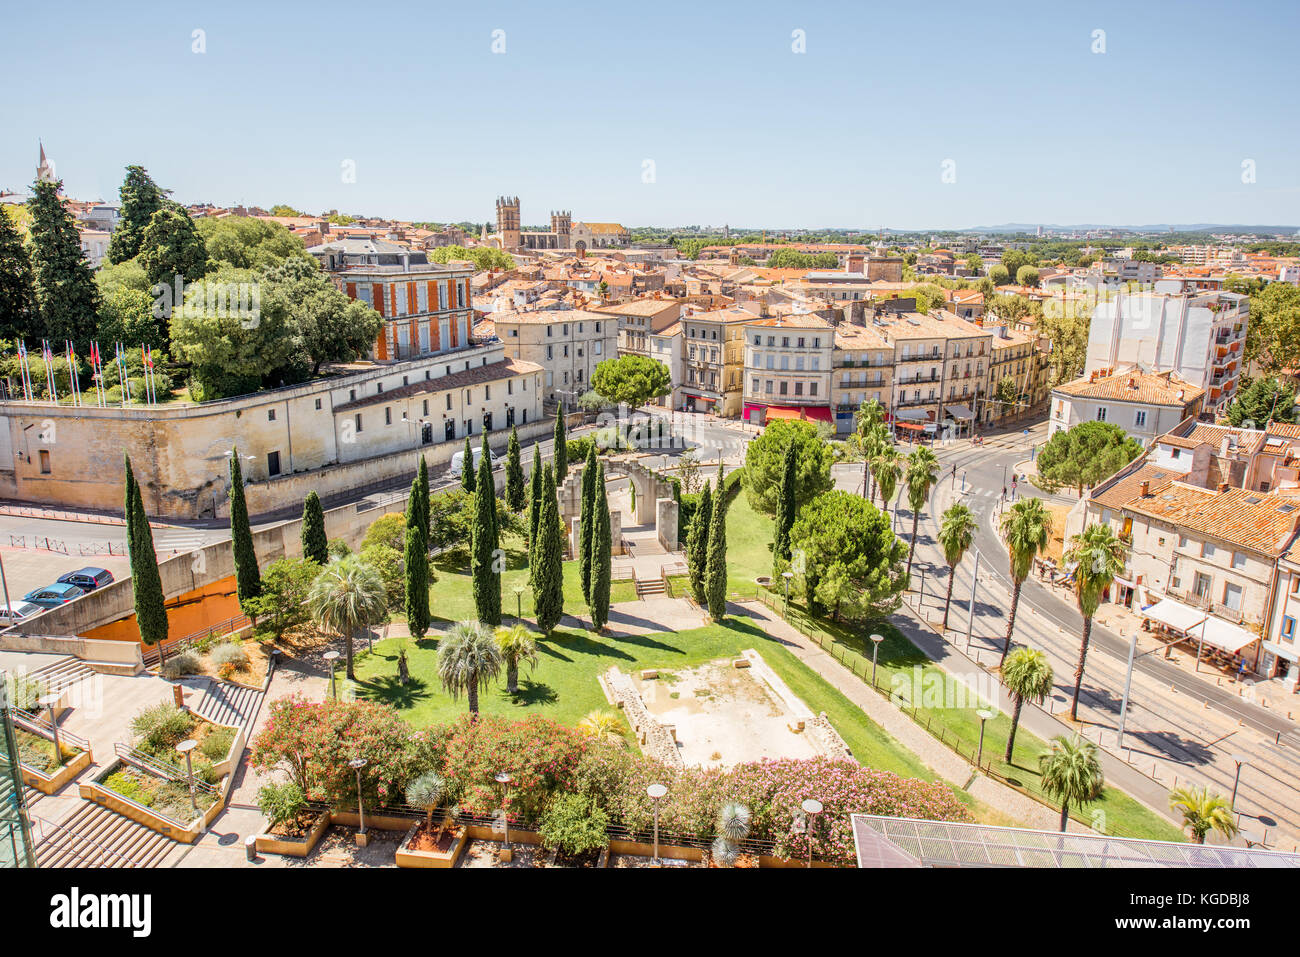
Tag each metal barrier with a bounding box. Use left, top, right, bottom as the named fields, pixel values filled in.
left=113, top=742, right=218, bottom=795
left=141, top=613, right=252, bottom=667
left=31, top=815, right=148, bottom=868
left=12, top=711, right=90, bottom=752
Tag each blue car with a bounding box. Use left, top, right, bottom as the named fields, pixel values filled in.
left=22, top=582, right=86, bottom=608
left=57, top=567, right=115, bottom=592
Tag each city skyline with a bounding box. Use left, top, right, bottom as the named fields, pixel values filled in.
left=3, top=0, right=1298, bottom=229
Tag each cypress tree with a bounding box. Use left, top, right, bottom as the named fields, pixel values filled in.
left=579, top=442, right=598, bottom=603
left=687, top=482, right=712, bottom=606
left=228, top=447, right=262, bottom=610
left=590, top=460, right=612, bottom=631
left=471, top=434, right=501, bottom=626
left=0, top=206, right=36, bottom=341
left=461, top=435, right=476, bottom=493
left=528, top=444, right=543, bottom=564
left=27, top=178, right=99, bottom=344
left=300, top=491, right=328, bottom=565
left=107, top=165, right=166, bottom=264
left=772, top=444, right=797, bottom=577
left=704, top=477, right=729, bottom=622
left=124, top=456, right=169, bottom=660
left=416, top=456, right=431, bottom=544
left=553, top=404, right=568, bottom=487
left=505, top=426, right=526, bottom=512
left=404, top=520, right=430, bottom=640
left=533, top=465, right=564, bottom=636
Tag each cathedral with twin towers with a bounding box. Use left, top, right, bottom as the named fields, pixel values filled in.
left=486, top=195, right=629, bottom=254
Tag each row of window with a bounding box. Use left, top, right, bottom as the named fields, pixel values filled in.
left=545, top=342, right=603, bottom=360
left=752, top=353, right=822, bottom=371
left=750, top=334, right=824, bottom=349
left=750, top=378, right=819, bottom=397
left=545, top=321, right=603, bottom=337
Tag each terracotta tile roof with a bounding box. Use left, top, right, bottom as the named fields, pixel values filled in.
left=1126, top=484, right=1300, bottom=554
left=1266, top=423, right=1300, bottom=439
left=489, top=308, right=609, bottom=325
left=1186, top=423, right=1263, bottom=453
left=1055, top=369, right=1205, bottom=406
left=333, top=357, right=542, bottom=413
left=745, top=314, right=833, bottom=330
left=1093, top=461, right=1186, bottom=510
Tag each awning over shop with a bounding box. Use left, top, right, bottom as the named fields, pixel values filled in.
left=945, top=404, right=974, bottom=420
left=1142, top=597, right=1206, bottom=635
left=895, top=420, right=927, bottom=432
left=1196, top=616, right=1258, bottom=654
left=896, top=408, right=930, bottom=422
left=1263, top=641, right=1300, bottom=663
left=765, top=405, right=833, bottom=423
left=683, top=392, right=715, bottom=404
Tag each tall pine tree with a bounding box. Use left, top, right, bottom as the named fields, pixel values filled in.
left=687, top=482, right=712, bottom=606
left=461, top=435, right=476, bottom=493
left=772, top=444, right=797, bottom=577
left=471, top=434, right=501, bottom=626
left=107, top=165, right=166, bottom=264
left=228, top=447, right=262, bottom=610
left=124, top=455, right=169, bottom=662
left=553, top=404, right=568, bottom=486
left=404, top=487, right=430, bottom=640
left=505, top=426, right=526, bottom=512
left=533, top=464, right=564, bottom=636
left=579, top=442, right=598, bottom=603
left=0, top=207, right=35, bottom=341
left=300, top=490, right=328, bottom=565
left=27, top=179, right=98, bottom=344
left=704, top=474, right=729, bottom=622
left=590, top=460, right=612, bottom=631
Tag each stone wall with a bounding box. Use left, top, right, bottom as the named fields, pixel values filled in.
left=604, top=666, right=683, bottom=768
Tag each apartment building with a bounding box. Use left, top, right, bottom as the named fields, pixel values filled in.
left=1049, top=368, right=1205, bottom=447
left=830, top=323, right=893, bottom=435
left=490, top=309, right=618, bottom=405
left=878, top=311, right=991, bottom=439
left=741, top=315, right=834, bottom=426
left=647, top=322, right=684, bottom=409
left=679, top=304, right=753, bottom=416
left=988, top=325, right=1051, bottom=424
left=1086, top=286, right=1249, bottom=414
left=589, top=298, right=683, bottom=359
left=334, top=258, right=475, bottom=362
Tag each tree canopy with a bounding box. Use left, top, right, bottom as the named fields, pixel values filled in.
left=1227, top=376, right=1297, bottom=427
left=590, top=354, right=672, bottom=409
left=1036, top=421, right=1142, bottom=494
left=743, top=419, right=834, bottom=515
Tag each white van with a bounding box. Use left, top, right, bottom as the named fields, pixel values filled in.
left=450, top=446, right=499, bottom=476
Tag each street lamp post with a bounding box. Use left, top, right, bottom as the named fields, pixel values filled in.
left=350, top=757, right=368, bottom=845
left=1117, top=632, right=1138, bottom=751
left=176, top=739, right=199, bottom=812
left=38, top=693, right=63, bottom=768
left=495, top=772, right=513, bottom=862
left=869, top=633, right=884, bottom=687
left=801, top=798, right=823, bottom=868
left=323, top=650, right=340, bottom=700
left=1230, top=754, right=1248, bottom=808
left=781, top=571, right=793, bottom=614
left=513, top=585, right=525, bottom=620
left=647, top=783, right=667, bottom=864
left=975, top=709, right=993, bottom=767
left=965, top=549, right=981, bottom=652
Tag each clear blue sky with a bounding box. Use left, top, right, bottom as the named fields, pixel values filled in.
left=4, top=0, right=1298, bottom=230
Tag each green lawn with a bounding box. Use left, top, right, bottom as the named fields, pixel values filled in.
left=352, top=615, right=934, bottom=780
left=427, top=533, right=636, bottom=624
left=722, top=491, right=1183, bottom=842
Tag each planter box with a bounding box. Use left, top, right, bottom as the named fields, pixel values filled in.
left=21, top=747, right=91, bottom=795
left=80, top=759, right=223, bottom=844
left=395, top=820, right=470, bottom=869
left=254, top=812, right=330, bottom=858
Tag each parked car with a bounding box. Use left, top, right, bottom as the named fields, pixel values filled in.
left=21, top=583, right=86, bottom=608
left=449, top=446, right=499, bottom=477
left=56, top=567, right=115, bottom=592
left=0, top=601, right=46, bottom=623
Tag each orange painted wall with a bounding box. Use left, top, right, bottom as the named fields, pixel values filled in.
left=82, top=576, right=241, bottom=647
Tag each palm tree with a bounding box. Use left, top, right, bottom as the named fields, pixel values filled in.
left=494, top=624, right=539, bottom=694
left=1038, top=734, right=1104, bottom=832
left=576, top=709, right=625, bottom=746
left=904, top=446, right=940, bottom=577
left=852, top=400, right=887, bottom=502
left=436, top=620, right=503, bottom=715
left=871, top=446, right=904, bottom=516
left=937, top=503, right=978, bottom=630
left=1001, top=647, right=1054, bottom=762
left=307, top=555, right=388, bottom=680
left=1169, top=786, right=1238, bottom=845
left=1062, top=523, right=1128, bottom=721
left=998, top=497, right=1054, bottom=666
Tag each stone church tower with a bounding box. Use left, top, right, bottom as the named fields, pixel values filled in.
left=550, top=209, right=571, bottom=248
left=36, top=142, right=56, bottom=185
left=495, top=196, right=521, bottom=250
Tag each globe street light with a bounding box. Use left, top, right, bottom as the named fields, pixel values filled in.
left=781, top=570, right=793, bottom=613
left=176, top=739, right=199, bottom=812
left=323, top=650, right=340, bottom=700
left=350, top=757, right=368, bottom=844
left=975, top=709, right=994, bottom=767
left=1230, top=754, right=1249, bottom=808
left=869, top=634, right=884, bottom=687
left=801, top=798, right=823, bottom=868
left=647, top=783, right=668, bottom=863
left=38, top=693, right=63, bottom=768
left=495, top=772, right=513, bottom=862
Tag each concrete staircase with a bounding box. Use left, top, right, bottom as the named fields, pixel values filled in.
left=27, top=656, right=96, bottom=695
left=634, top=577, right=665, bottom=598
left=34, top=804, right=187, bottom=868
left=188, top=677, right=265, bottom=737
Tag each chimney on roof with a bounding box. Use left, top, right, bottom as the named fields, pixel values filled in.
left=1139, top=480, right=1150, bottom=497
left=1218, top=482, right=1230, bottom=492
left=1128, top=377, right=1137, bottom=388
